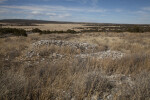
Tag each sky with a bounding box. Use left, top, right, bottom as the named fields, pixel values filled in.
left=0, top=0, right=150, bottom=24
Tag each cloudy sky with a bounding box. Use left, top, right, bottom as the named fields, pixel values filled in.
left=0, top=0, right=150, bottom=24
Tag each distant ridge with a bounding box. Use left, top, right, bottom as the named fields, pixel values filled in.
left=0, top=19, right=149, bottom=25
left=0, top=19, right=118, bottom=24
left=0, top=19, right=80, bottom=24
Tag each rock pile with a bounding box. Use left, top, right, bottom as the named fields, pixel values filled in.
left=76, top=50, right=125, bottom=60
left=27, top=40, right=125, bottom=60
left=32, top=40, right=97, bottom=52
left=24, top=40, right=128, bottom=100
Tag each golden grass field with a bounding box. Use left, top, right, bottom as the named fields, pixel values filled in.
left=0, top=23, right=150, bottom=100
left=0, top=23, right=85, bottom=31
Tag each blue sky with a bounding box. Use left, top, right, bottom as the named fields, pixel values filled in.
left=0, top=0, right=150, bottom=24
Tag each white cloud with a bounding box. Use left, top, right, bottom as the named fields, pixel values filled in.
left=142, top=7, right=150, bottom=11
left=1, top=5, right=44, bottom=11
left=131, top=8, right=150, bottom=23
left=114, top=9, right=123, bottom=12
left=0, top=5, right=73, bottom=21
left=91, top=0, right=98, bottom=6
left=46, top=13, right=57, bottom=16
left=0, top=5, right=107, bottom=13
left=0, top=0, right=7, bottom=3
left=58, top=13, right=71, bottom=18
left=1, top=4, right=140, bottom=23
left=31, top=11, right=42, bottom=15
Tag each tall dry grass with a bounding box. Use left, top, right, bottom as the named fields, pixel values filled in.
left=0, top=32, right=150, bottom=100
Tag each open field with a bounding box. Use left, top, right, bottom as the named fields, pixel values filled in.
left=1, top=19, right=150, bottom=32
left=0, top=23, right=84, bottom=31
left=0, top=21, right=150, bottom=100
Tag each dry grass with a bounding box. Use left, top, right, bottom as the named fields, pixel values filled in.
left=1, top=23, right=85, bottom=31
left=0, top=31, right=150, bottom=100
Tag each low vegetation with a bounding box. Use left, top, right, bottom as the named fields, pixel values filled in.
left=0, top=28, right=27, bottom=37
left=0, top=27, right=78, bottom=38
left=32, top=28, right=78, bottom=34
left=0, top=23, right=150, bottom=100
left=78, top=25, right=150, bottom=33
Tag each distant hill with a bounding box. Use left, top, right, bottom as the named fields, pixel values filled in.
left=0, top=19, right=127, bottom=25
left=0, top=19, right=78, bottom=24
left=0, top=19, right=149, bottom=26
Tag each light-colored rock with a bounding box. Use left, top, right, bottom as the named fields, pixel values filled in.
left=32, top=40, right=98, bottom=52
left=76, top=50, right=125, bottom=60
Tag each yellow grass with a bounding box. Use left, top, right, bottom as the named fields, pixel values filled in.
left=0, top=24, right=150, bottom=100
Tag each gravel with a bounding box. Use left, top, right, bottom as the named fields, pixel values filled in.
left=32, top=40, right=98, bottom=52
left=76, top=50, right=125, bottom=60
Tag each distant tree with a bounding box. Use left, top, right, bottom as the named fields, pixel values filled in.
left=0, top=28, right=27, bottom=37
left=32, top=28, right=42, bottom=33
left=0, top=24, right=2, bottom=28
left=127, top=26, right=144, bottom=33
left=66, top=29, right=77, bottom=34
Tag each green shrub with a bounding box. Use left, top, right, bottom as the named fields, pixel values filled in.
left=66, top=29, right=77, bottom=34
left=32, top=28, right=42, bottom=33
left=127, top=26, right=144, bottom=33
left=39, top=29, right=78, bottom=34
left=0, top=28, right=27, bottom=37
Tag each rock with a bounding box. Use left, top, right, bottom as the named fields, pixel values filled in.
left=71, top=97, right=76, bottom=100
left=106, top=94, right=113, bottom=100
left=76, top=50, right=125, bottom=60
left=52, top=53, right=57, bottom=57
left=32, top=40, right=98, bottom=52
left=83, top=95, right=103, bottom=100
left=91, top=95, right=102, bottom=100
